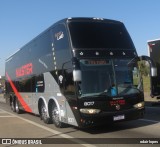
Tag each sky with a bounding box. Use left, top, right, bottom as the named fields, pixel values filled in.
left=0, top=0, right=160, bottom=76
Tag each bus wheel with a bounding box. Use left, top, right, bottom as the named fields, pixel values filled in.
left=15, top=99, right=21, bottom=114
left=40, top=103, right=51, bottom=124
left=51, top=104, right=64, bottom=128
left=11, top=98, right=16, bottom=112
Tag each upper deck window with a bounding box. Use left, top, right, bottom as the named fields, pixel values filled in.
left=68, top=21, right=135, bottom=49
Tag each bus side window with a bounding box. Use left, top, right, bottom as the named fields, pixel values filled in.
left=19, top=76, right=34, bottom=92
left=64, top=69, right=75, bottom=95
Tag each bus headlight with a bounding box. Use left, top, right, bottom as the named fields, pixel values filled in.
left=133, top=102, right=145, bottom=109
left=80, top=108, right=101, bottom=114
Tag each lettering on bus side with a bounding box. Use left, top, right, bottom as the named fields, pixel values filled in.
left=16, top=63, right=33, bottom=77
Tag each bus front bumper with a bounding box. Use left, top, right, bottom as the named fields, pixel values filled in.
left=79, top=108, right=145, bottom=128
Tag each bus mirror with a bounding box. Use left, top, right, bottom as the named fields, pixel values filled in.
left=151, top=67, right=157, bottom=77
left=73, top=70, right=82, bottom=82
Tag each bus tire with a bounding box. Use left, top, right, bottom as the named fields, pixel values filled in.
left=11, top=97, right=16, bottom=112
left=40, top=103, right=51, bottom=124
left=51, top=103, right=65, bottom=128
left=15, top=98, right=21, bottom=114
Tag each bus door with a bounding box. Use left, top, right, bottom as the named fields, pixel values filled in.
left=32, top=74, right=45, bottom=113
left=60, top=61, right=79, bottom=125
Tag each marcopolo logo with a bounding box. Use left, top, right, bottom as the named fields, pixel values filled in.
left=55, top=31, right=64, bottom=40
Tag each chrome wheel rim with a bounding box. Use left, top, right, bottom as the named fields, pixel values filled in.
left=11, top=101, right=14, bottom=111
left=41, top=105, right=48, bottom=120
left=52, top=106, right=60, bottom=125
left=15, top=101, right=19, bottom=112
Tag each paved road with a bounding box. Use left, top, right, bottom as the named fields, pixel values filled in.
left=0, top=94, right=5, bottom=103
left=0, top=94, right=160, bottom=147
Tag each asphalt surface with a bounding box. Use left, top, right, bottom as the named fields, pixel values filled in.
left=0, top=94, right=6, bottom=103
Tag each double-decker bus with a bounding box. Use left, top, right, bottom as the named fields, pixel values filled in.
left=5, top=17, right=156, bottom=128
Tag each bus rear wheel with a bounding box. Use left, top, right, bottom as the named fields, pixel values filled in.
left=15, top=98, right=21, bottom=114
left=40, top=103, right=51, bottom=124
left=11, top=97, right=16, bottom=112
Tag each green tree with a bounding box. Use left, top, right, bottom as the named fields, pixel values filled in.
left=138, top=61, right=149, bottom=76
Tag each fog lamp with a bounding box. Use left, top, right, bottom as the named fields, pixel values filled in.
left=134, top=102, right=145, bottom=109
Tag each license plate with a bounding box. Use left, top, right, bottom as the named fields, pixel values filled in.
left=113, top=115, right=125, bottom=121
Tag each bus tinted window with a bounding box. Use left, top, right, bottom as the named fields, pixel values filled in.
left=18, top=76, right=35, bottom=92
left=69, top=21, right=135, bottom=49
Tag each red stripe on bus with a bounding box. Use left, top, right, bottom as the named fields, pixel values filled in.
left=6, top=72, right=32, bottom=113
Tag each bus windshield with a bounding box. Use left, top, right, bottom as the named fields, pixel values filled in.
left=79, top=59, right=142, bottom=98
left=68, top=21, right=135, bottom=49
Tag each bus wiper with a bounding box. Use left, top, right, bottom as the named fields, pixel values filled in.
left=80, top=93, right=110, bottom=98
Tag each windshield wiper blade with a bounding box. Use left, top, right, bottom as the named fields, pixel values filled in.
left=80, top=93, right=110, bottom=98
